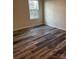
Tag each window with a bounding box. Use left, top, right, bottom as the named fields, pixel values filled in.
left=28, top=0, right=40, bottom=20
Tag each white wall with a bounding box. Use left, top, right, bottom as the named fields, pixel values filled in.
left=44, top=0, right=66, bottom=30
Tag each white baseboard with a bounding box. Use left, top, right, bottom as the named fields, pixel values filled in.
left=13, top=26, right=32, bottom=31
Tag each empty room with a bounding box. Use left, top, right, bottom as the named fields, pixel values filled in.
left=13, top=0, right=66, bottom=59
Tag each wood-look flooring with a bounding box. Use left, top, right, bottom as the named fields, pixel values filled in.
left=13, top=25, right=66, bottom=59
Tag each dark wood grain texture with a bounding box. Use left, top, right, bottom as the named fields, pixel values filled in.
left=13, top=25, right=66, bottom=59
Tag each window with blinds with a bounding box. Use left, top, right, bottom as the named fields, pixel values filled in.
left=28, top=0, right=40, bottom=20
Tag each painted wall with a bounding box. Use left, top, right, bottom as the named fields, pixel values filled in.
left=13, top=0, right=44, bottom=31
left=44, top=0, right=66, bottom=30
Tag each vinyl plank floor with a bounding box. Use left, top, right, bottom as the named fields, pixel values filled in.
left=13, top=25, right=66, bottom=59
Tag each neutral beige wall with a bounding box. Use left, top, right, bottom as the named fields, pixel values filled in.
left=13, top=0, right=44, bottom=31
left=44, top=0, right=66, bottom=30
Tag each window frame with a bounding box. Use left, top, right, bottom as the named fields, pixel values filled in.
left=28, top=0, right=40, bottom=20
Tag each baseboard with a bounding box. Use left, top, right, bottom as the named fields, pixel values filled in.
left=13, top=24, right=45, bottom=36
left=45, top=24, right=66, bottom=31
